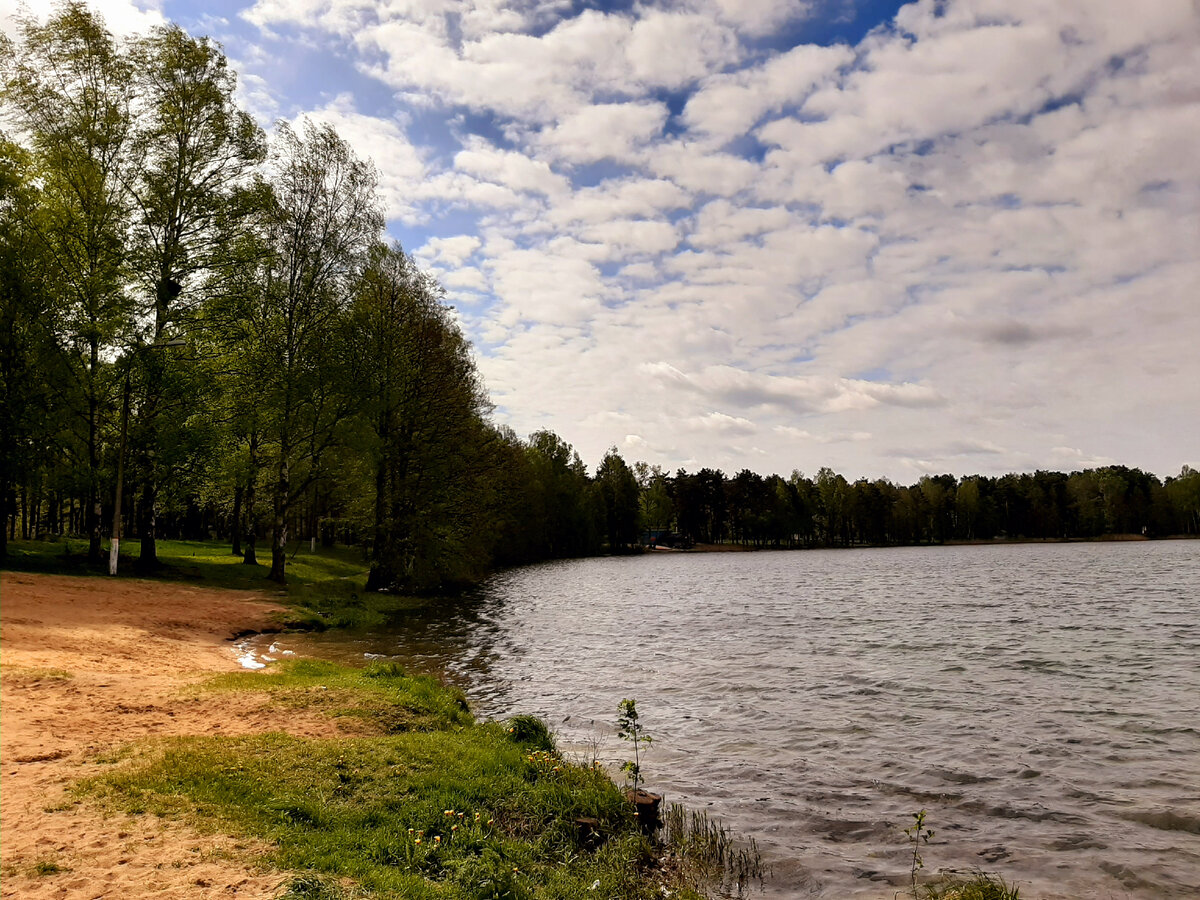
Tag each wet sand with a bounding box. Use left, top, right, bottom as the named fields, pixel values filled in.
left=0, top=571, right=342, bottom=899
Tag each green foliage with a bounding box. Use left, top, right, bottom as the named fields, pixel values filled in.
left=616, top=699, right=653, bottom=793
left=898, top=812, right=1020, bottom=900
left=31, top=857, right=67, bottom=877
left=276, top=873, right=354, bottom=900
left=504, top=715, right=554, bottom=752
left=919, top=871, right=1021, bottom=900
left=904, top=809, right=935, bottom=894
left=596, top=448, right=641, bottom=551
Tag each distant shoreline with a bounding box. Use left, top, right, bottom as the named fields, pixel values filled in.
left=664, top=533, right=1196, bottom=553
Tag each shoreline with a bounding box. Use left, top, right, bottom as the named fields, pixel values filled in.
left=0, top=570, right=714, bottom=900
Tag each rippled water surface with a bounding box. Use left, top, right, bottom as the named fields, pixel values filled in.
left=256, top=541, right=1200, bottom=898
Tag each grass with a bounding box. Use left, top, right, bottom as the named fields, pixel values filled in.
left=204, top=659, right=472, bottom=734
left=661, top=803, right=766, bottom=898
left=918, top=871, right=1021, bottom=899
left=77, top=660, right=704, bottom=900
left=31, top=857, right=69, bottom=877
left=0, top=536, right=426, bottom=630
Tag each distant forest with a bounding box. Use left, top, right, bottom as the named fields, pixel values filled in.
left=2, top=6, right=1197, bottom=593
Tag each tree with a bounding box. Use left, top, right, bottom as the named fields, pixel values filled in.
left=259, top=121, right=382, bottom=582
left=3, top=1, right=136, bottom=561
left=0, top=139, right=72, bottom=557
left=635, top=462, right=673, bottom=537
left=596, top=447, right=640, bottom=551
left=125, top=24, right=266, bottom=568
left=526, top=430, right=597, bottom=558
left=349, top=242, right=493, bottom=592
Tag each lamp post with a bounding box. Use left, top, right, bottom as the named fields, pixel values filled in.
left=109, top=338, right=186, bottom=576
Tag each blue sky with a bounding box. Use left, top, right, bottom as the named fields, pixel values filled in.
left=6, top=0, right=1199, bottom=480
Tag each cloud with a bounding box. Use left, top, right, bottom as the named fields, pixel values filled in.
left=536, top=101, right=669, bottom=165
left=454, top=138, right=570, bottom=197
left=641, top=363, right=946, bottom=414
left=2, top=0, right=165, bottom=38
left=416, top=234, right=482, bottom=267
left=689, top=411, right=757, bottom=434
left=683, top=42, right=853, bottom=143
left=216, top=0, right=1200, bottom=480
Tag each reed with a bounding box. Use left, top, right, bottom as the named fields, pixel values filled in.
left=661, top=802, right=767, bottom=898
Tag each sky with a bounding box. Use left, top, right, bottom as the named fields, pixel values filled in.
left=5, top=0, right=1199, bottom=481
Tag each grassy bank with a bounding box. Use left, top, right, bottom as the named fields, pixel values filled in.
left=77, top=659, right=703, bottom=900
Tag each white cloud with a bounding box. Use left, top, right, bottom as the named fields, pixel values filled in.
left=416, top=234, right=482, bottom=267
left=454, top=138, right=570, bottom=197
left=536, top=102, right=668, bottom=165
left=623, top=10, right=741, bottom=91
left=683, top=42, right=853, bottom=142
left=2, top=0, right=164, bottom=38
left=217, top=0, right=1200, bottom=479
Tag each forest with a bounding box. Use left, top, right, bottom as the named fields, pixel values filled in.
left=2, top=4, right=1197, bottom=594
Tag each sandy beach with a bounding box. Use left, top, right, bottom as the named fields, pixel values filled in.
left=0, top=571, right=342, bottom=899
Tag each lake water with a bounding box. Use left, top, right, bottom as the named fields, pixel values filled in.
left=246, top=541, right=1200, bottom=898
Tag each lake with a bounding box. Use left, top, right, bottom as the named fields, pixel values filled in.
left=246, top=540, right=1200, bottom=898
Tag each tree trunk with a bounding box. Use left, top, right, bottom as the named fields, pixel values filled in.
left=136, top=474, right=158, bottom=571
left=0, top=480, right=8, bottom=559
left=367, top=433, right=389, bottom=586
left=268, top=441, right=288, bottom=583
left=138, top=472, right=159, bottom=571
left=87, top=340, right=102, bottom=562
left=242, top=431, right=259, bottom=565
left=230, top=482, right=243, bottom=556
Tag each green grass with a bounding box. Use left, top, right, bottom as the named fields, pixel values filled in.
left=919, top=871, right=1021, bottom=900
left=31, top=857, right=68, bottom=877
left=0, top=536, right=426, bottom=629
left=78, top=660, right=701, bottom=900
left=204, top=659, right=472, bottom=734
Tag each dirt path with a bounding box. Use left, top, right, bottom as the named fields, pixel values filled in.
left=1, top=571, right=341, bottom=899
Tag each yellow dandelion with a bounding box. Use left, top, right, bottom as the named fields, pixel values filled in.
left=434, top=835, right=441, bottom=843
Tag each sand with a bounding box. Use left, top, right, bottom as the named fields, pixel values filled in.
left=1, top=571, right=343, bottom=899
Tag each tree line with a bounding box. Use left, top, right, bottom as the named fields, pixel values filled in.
left=637, top=464, right=1200, bottom=549
left=2, top=5, right=1196, bottom=594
